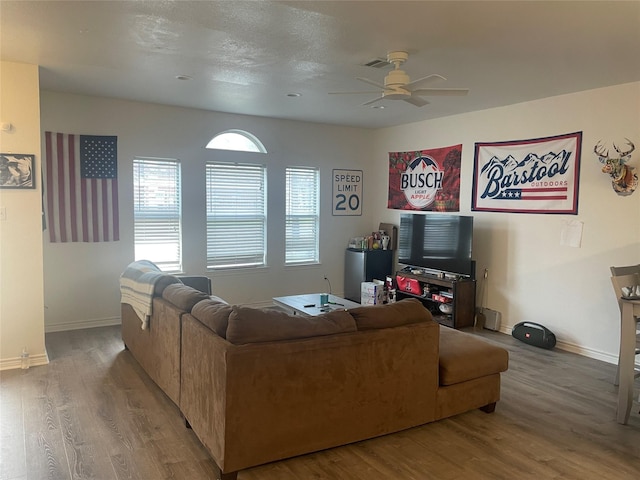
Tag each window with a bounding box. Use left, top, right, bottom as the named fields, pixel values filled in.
left=206, top=130, right=267, bottom=153
left=285, top=167, right=319, bottom=264
left=206, top=162, right=267, bottom=268
left=133, top=158, right=182, bottom=272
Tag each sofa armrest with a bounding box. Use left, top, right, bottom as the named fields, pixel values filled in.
left=177, top=275, right=211, bottom=294
left=181, top=315, right=231, bottom=470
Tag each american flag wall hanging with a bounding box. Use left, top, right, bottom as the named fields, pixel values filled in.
left=472, top=131, right=582, bottom=214
left=44, top=132, right=119, bottom=242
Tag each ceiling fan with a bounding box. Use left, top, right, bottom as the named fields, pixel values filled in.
left=329, top=51, right=469, bottom=107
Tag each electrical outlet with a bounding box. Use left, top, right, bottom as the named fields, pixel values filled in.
left=0, top=207, right=6, bottom=221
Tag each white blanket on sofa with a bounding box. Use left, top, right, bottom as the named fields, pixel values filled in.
left=120, top=260, right=178, bottom=329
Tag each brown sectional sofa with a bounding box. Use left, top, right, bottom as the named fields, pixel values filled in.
left=121, top=280, right=509, bottom=480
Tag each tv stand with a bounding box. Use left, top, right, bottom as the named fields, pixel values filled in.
left=395, top=270, right=476, bottom=329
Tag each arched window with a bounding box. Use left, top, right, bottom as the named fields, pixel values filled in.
left=206, top=129, right=267, bottom=153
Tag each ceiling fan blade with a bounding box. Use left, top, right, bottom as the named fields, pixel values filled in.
left=411, top=88, right=470, bottom=96
left=328, top=90, right=383, bottom=95
left=362, top=96, right=384, bottom=106
left=405, top=74, right=446, bottom=90
left=404, top=96, right=430, bottom=107
left=356, top=77, right=387, bottom=90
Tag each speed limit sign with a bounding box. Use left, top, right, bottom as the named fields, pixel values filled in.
left=332, top=169, right=362, bottom=216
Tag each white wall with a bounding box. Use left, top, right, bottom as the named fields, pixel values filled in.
left=39, top=92, right=376, bottom=332
left=373, top=82, right=640, bottom=364
left=0, top=62, right=47, bottom=369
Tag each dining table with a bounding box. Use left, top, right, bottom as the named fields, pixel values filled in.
left=617, top=297, right=640, bottom=424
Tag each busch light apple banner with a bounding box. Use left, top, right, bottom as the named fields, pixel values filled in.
left=388, top=144, right=462, bottom=211
left=472, top=132, right=582, bottom=214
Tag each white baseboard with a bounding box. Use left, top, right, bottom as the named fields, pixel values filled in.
left=2, top=316, right=121, bottom=369
left=498, top=325, right=635, bottom=367
left=554, top=338, right=619, bottom=365
left=0, top=352, right=49, bottom=371
left=45, top=316, right=121, bottom=333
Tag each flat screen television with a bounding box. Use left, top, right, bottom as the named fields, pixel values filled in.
left=398, top=213, right=474, bottom=278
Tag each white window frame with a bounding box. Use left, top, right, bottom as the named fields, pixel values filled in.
left=133, top=157, right=182, bottom=272
left=285, top=166, right=320, bottom=265
left=206, top=162, right=267, bottom=269
left=206, top=129, right=267, bottom=153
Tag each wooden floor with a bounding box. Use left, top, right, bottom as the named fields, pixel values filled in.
left=1, top=326, right=639, bottom=480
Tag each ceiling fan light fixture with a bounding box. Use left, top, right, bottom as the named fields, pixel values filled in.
left=383, top=88, right=410, bottom=100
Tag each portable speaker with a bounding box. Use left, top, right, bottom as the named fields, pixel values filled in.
left=512, top=322, right=556, bottom=349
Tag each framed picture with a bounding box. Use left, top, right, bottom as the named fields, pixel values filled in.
left=0, top=153, right=35, bottom=189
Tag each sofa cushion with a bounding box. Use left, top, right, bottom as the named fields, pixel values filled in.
left=161, top=283, right=211, bottom=311
left=153, top=274, right=182, bottom=296
left=191, top=297, right=232, bottom=338
left=438, top=327, right=509, bottom=386
left=226, top=306, right=357, bottom=345
left=349, top=298, right=432, bottom=330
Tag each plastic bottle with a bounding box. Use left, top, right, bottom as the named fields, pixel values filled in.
left=21, top=348, right=29, bottom=370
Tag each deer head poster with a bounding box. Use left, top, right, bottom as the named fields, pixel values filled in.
left=472, top=132, right=582, bottom=214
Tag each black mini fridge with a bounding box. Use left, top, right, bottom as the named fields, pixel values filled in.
left=344, top=248, right=394, bottom=303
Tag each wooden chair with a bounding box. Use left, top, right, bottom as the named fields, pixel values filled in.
left=610, top=264, right=640, bottom=386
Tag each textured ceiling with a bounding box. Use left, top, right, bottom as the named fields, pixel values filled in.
left=1, top=1, right=639, bottom=129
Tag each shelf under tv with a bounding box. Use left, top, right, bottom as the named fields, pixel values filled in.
left=395, top=269, right=476, bottom=329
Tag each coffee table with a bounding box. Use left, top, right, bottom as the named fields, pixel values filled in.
left=272, top=293, right=360, bottom=316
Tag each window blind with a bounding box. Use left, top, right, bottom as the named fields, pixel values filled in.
left=286, top=167, right=319, bottom=264
left=206, top=162, right=267, bottom=268
left=133, top=158, right=182, bottom=272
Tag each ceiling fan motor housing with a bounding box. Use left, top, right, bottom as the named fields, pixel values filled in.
left=384, top=69, right=410, bottom=88
left=386, top=51, right=409, bottom=65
